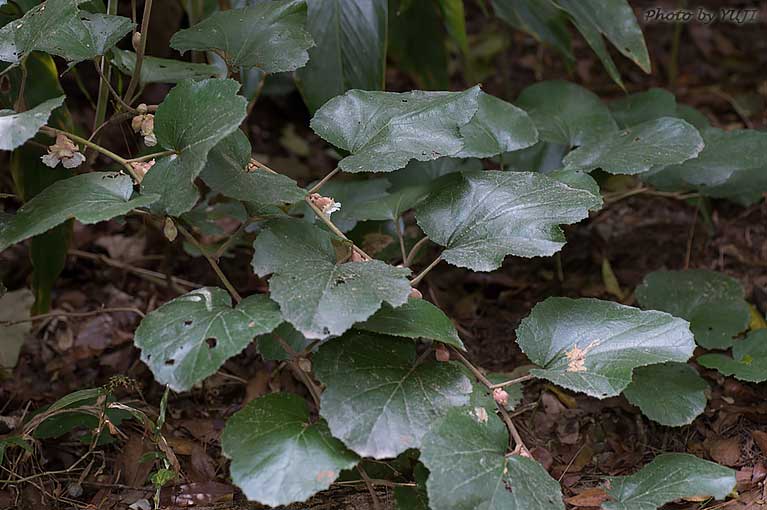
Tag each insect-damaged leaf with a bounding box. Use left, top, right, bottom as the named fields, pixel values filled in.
left=134, top=288, right=282, bottom=392
left=623, top=362, right=708, bottom=427
left=515, top=297, right=695, bottom=398
left=603, top=453, right=735, bottom=510
left=415, top=170, right=600, bottom=272
left=170, top=0, right=313, bottom=73
left=421, top=409, right=565, bottom=510
left=0, top=173, right=157, bottom=252
left=313, top=332, right=472, bottom=459
left=698, top=329, right=767, bottom=383
left=222, top=393, right=358, bottom=507
left=635, top=269, right=750, bottom=349
left=310, top=86, right=481, bottom=173
left=251, top=219, right=411, bottom=339
left=0, top=96, right=64, bottom=151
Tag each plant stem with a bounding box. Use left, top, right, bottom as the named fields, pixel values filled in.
left=305, top=198, right=373, bottom=260
left=39, top=126, right=142, bottom=182
left=124, top=0, right=153, bottom=104
left=489, top=374, right=535, bottom=389
left=0, top=307, right=145, bottom=327
left=357, top=465, right=383, bottom=510
left=394, top=218, right=407, bottom=263
left=93, top=0, right=119, bottom=133
left=176, top=223, right=243, bottom=303
left=125, top=150, right=175, bottom=163
left=405, top=236, right=429, bottom=267
left=273, top=334, right=323, bottom=408
left=307, top=167, right=339, bottom=195
left=410, top=255, right=441, bottom=287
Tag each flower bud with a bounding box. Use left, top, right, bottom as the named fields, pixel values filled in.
left=408, top=288, right=422, bottom=299
left=492, top=387, right=509, bottom=406
left=132, top=31, right=142, bottom=51
left=435, top=344, right=450, bottom=362
left=41, top=134, right=85, bottom=169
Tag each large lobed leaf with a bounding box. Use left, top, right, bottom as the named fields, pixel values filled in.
left=251, top=219, right=411, bottom=339
left=698, top=329, right=767, bottom=383
left=313, top=332, right=472, bottom=459
left=110, top=49, right=222, bottom=84
left=222, top=393, right=358, bottom=506
left=134, top=288, right=282, bottom=392
left=635, top=269, right=750, bottom=350
left=421, top=409, right=565, bottom=510
left=516, top=297, right=695, bottom=398
left=415, top=170, right=600, bottom=272
left=0, top=96, right=63, bottom=151
left=0, top=173, right=157, bottom=252
left=170, top=0, right=313, bottom=73
left=141, top=78, right=247, bottom=216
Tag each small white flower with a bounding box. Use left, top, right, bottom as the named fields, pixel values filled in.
left=308, top=192, right=341, bottom=217
left=143, top=132, right=157, bottom=147
left=323, top=200, right=341, bottom=216
left=131, top=111, right=156, bottom=147
left=40, top=134, right=85, bottom=168
left=61, top=151, right=85, bottom=168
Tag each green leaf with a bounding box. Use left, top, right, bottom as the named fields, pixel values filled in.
left=0, top=436, right=32, bottom=466
left=635, top=270, right=750, bottom=349
left=74, top=12, right=134, bottom=59
left=0, top=172, right=157, bottom=252
left=437, top=0, right=468, bottom=55
left=170, top=0, right=313, bottom=73
left=252, top=219, right=411, bottom=339
left=222, top=393, right=358, bottom=506
left=622, top=362, right=708, bottom=427
left=415, top=170, right=600, bottom=272
left=492, top=0, right=572, bottom=61
left=356, top=298, right=464, bottom=349
left=305, top=177, right=391, bottom=231
left=675, top=104, right=710, bottom=130
left=295, top=0, right=387, bottom=112
left=310, top=86, right=480, bottom=173
left=456, top=91, right=538, bottom=158
left=609, top=88, right=677, bottom=128
left=421, top=409, right=565, bottom=510
left=141, top=78, right=247, bottom=216
left=0, top=288, right=34, bottom=369
left=516, top=81, right=618, bottom=147
left=134, top=288, right=282, bottom=392
left=0, top=96, right=64, bottom=150
left=698, top=330, right=767, bottom=383
left=313, top=332, right=472, bottom=458
left=499, top=141, right=567, bottom=173
left=257, top=322, right=313, bottom=361
left=199, top=130, right=305, bottom=206
left=110, top=49, right=222, bottom=84
left=394, top=462, right=429, bottom=510
left=516, top=297, right=695, bottom=398
left=562, top=117, right=704, bottom=175
left=603, top=453, right=735, bottom=510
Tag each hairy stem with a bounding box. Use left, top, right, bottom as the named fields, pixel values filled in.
left=405, top=236, right=429, bottom=267
left=307, top=167, right=339, bottom=195
left=489, top=374, right=534, bottom=389
left=410, top=255, right=441, bottom=287
left=124, top=0, right=153, bottom=104
left=176, top=223, right=243, bottom=303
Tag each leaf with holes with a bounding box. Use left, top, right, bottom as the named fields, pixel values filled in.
left=635, top=270, right=750, bottom=349
left=140, top=78, right=247, bottom=216
left=222, top=393, right=358, bottom=506
left=310, top=87, right=481, bottom=173
left=603, top=453, right=735, bottom=510
left=415, top=170, right=600, bottom=272
left=356, top=298, right=464, bottom=349
left=251, top=219, right=411, bottom=339
left=134, top=288, right=282, bottom=392
left=516, top=80, right=617, bottom=147
left=170, top=0, right=313, bottom=73
left=562, top=117, right=704, bottom=175
left=623, top=362, right=708, bottom=427
left=421, top=408, right=565, bottom=510
left=0, top=173, right=157, bottom=252
left=0, top=96, right=64, bottom=151
left=698, top=330, right=767, bottom=383
left=313, top=332, right=472, bottom=458
left=110, top=49, right=222, bottom=84
left=516, top=297, right=695, bottom=398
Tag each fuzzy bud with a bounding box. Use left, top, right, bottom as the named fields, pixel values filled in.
left=492, top=387, right=509, bottom=407
left=408, top=288, right=423, bottom=299
left=435, top=344, right=450, bottom=362
left=132, top=31, right=142, bottom=51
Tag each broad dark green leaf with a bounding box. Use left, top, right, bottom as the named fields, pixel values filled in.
left=257, top=322, right=313, bottom=361
left=635, top=270, right=750, bottom=349
left=394, top=462, right=429, bottom=510
left=421, top=409, right=565, bottom=510
left=562, top=117, right=704, bottom=175
left=170, top=0, right=313, bottom=73
left=252, top=219, right=411, bottom=339
left=134, top=288, right=282, bottom=392
left=110, top=49, right=222, bottom=84
left=623, top=362, right=708, bottom=426
left=313, top=332, right=472, bottom=458
left=305, top=177, right=391, bottom=231
left=310, top=86, right=480, bottom=173
left=698, top=330, right=767, bottom=383
left=675, top=104, right=710, bottom=129
left=386, top=157, right=481, bottom=189
left=516, top=81, right=618, bottom=147
left=516, top=297, right=695, bottom=398
left=437, top=0, right=468, bottom=55
left=295, top=0, right=387, bottom=112
left=199, top=130, right=305, bottom=206
left=492, top=0, right=572, bottom=61
left=141, top=78, right=247, bottom=216
left=603, top=453, right=735, bottom=510
left=456, top=91, right=538, bottom=158
left=609, top=88, right=677, bottom=128
left=415, top=170, right=600, bottom=271
left=357, top=298, right=464, bottom=348
left=499, top=141, right=567, bottom=173
left=0, top=173, right=157, bottom=252
left=0, top=96, right=63, bottom=150
left=222, top=393, right=358, bottom=506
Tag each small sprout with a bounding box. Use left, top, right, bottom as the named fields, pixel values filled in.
left=308, top=192, right=341, bottom=217
left=129, top=159, right=155, bottom=182
left=435, top=344, right=450, bottom=362
left=493, top=387, right=509, bottom=406
left=41, top=134, right=85, bottom=168
left=131, top=107, right=156, bottom=147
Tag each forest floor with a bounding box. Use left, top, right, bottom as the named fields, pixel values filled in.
left=1, top=1, right=767, bottom=509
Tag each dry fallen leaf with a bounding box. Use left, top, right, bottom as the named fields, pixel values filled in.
left=706, top=437, right=742, bottom=467
left=564, top=487, right=610, bottom=507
